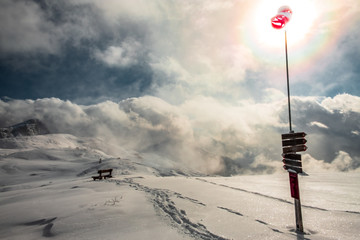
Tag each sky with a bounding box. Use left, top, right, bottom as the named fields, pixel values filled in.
left=1, top=0, right=360, bottom=174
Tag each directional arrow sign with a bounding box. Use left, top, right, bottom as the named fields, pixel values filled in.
left=282, top=138, right=307, bottom=147
left=284, top=165, right=303, bottom=174
left=282, top=132, right=307, bottom=140
left=283, top=145, right=308, bottom=153
left=283, top=159, right=302, bottom=167
left=282, top=153, right=301, bottom=161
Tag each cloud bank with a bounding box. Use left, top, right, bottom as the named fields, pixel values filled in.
left=1, top=94, right=359, bottom=175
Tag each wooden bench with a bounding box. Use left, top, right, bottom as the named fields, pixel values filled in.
left=92, top=169, right=113, bottom=180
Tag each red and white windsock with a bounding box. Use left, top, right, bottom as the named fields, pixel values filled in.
left=271, top=6, right=292, bottom=29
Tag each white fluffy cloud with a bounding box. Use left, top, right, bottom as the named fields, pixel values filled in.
left=94, top=39, right=143, bottom=67
left=321, top=94, right=360, bottom=113
left=310, top=121, right=329, bottom=129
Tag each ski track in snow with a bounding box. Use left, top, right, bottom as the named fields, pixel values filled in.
left=111, top=178, right=228, bottom=240
left=216, top=206, right=292, bottom=237
left=196, top=178, right=360, bottom=216
left=196, top=178, right=293, bottom=204
left=23, top=217, right=57, bottom=237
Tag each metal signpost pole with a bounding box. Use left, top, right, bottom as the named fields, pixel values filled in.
left=272, top=6, right=305, bottom=233
left=284, top=30, right=293, bottom=133
left=284, top=30, right=304, bottom=233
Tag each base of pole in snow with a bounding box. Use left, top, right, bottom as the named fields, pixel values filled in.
left=294, top=198, right=304, bottom=232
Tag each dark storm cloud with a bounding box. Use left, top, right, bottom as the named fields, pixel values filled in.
left=1, top=0, right=360, bottom=104
left=0, top=0, right=154, bottom=103
left=0, top=0, right=259, bottom=104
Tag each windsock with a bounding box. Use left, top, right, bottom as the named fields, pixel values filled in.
left=271, top=6, right=292, bottom=29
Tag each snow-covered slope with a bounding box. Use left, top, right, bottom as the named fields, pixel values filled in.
left=0, top=134, right=359, bottom=240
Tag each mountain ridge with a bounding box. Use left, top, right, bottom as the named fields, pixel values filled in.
left=0, top=119, right=50, bottom=138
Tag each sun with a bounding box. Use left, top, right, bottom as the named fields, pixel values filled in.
left=251, top=0, right=317, bottom=49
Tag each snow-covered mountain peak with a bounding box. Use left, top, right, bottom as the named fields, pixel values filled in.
left=0, top=119, right=50, bottom=138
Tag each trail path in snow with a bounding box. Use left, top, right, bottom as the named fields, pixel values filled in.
left=110, top=175, right=360, bottom=240
left=112, top=177, right=228, bottom=240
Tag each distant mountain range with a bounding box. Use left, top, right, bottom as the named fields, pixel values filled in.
left=0, top=119, right=50, bottom=138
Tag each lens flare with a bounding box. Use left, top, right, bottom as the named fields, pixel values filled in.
left=238, top=0, right=349, bottom=81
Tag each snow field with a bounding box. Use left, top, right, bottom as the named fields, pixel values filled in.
left=1, top=134, right=359, bottom=239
